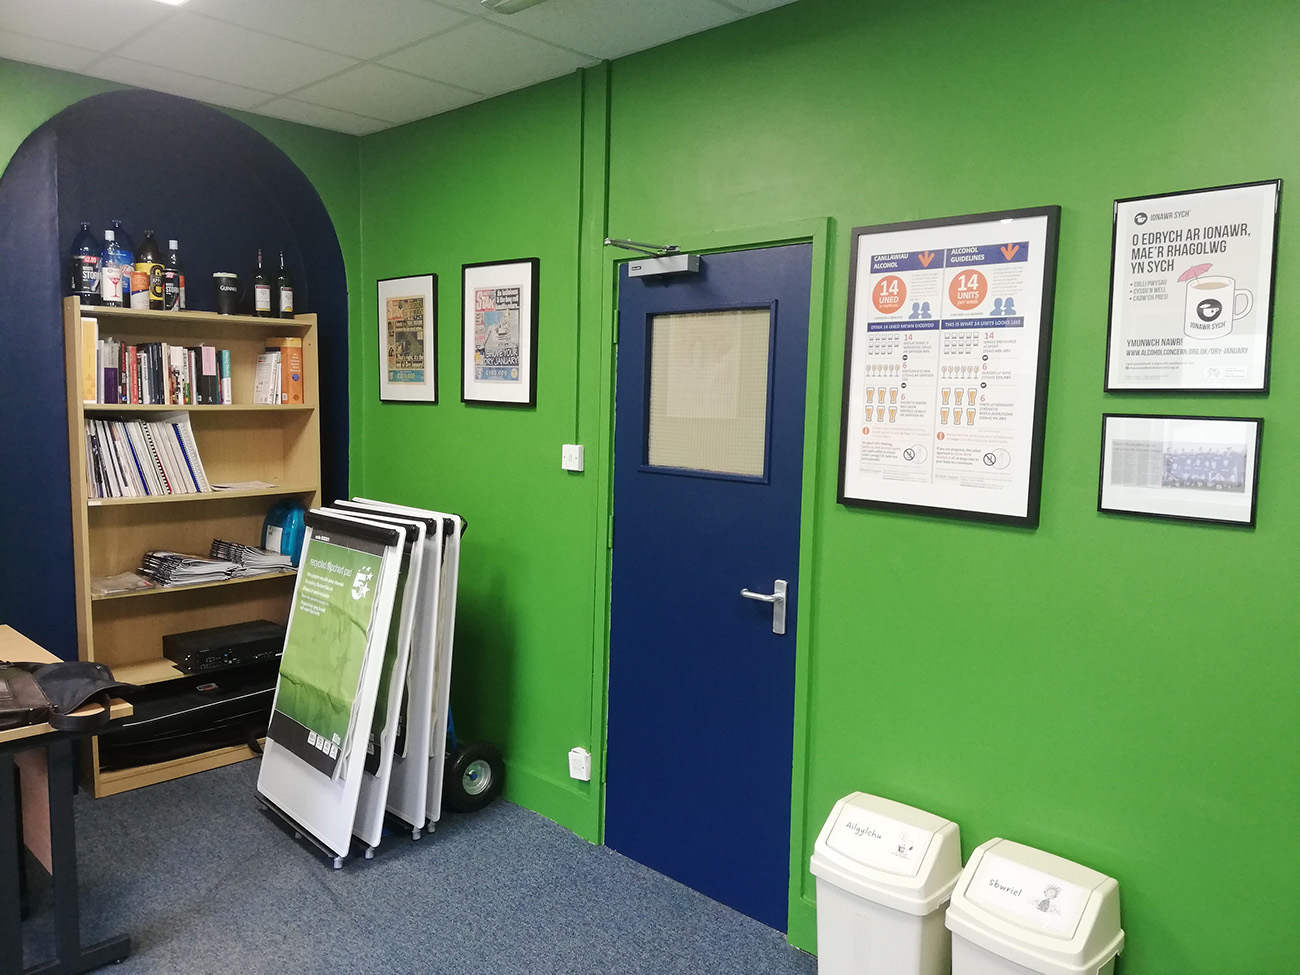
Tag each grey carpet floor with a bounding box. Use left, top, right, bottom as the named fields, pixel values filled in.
left=21, top=760, right=817, bottom=974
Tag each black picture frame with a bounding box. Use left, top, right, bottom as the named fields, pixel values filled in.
left=1104, top=179, right=1281, bottom=393
left=377, top=273, right=438, bottom=404
left=1098, top=413, right=1262, bottom=527
left=460, top=258, right=540, bottom=408
left=837, top=205, right=1061, bottom=527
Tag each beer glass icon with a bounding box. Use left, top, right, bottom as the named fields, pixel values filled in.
left=953, top=389, right=963, bottom=407
left=889, top=407, right=897, bottom=422
left=942, top=388, right=951, bottom=405
left=967, top=408, right=975, bottom=425
left=878, top=386, right=887, bottom=403
left=877, top=407, right=885, bottom=422
left=889, top=387, right=898, bottom=404
left=969, top=388, right=978, bottom=405
left=866, top=387, right=875, bottom=403
left=952, top=409, right=962, bottom=425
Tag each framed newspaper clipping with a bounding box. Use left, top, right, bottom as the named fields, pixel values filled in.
left=377, top=274, right=438, bottom=403
left=462, top=258, right=540, bottom=407
left=1098, top=413, right=1262, bottom=527
left=1104, top=179, right=1281, bottom=392
left=837, top=206, right=1061, bottom=527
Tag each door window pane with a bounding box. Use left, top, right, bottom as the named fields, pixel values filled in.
left=647, top=308, right=771, bottom=477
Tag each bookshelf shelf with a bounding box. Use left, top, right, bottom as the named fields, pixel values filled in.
left=91, top=569, right=299, bottom=602
left=63, top=297, right=320, bottom=797
left=85, top=403, right=315, bottom=415
left=88, top=485, right=317, bottom=507
left=83, top=303, right=308, bottom=331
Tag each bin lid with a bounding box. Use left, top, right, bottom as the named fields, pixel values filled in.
left=945, top=838, right=1124, bottom=975
left=809, top=792, right=962, bottom=916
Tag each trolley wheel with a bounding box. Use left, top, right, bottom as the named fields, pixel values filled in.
left=444, top=740, right=505, bottom=813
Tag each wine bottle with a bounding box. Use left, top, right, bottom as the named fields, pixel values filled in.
left=163, top=239, right=183, bottom=311
left=109, top=219, right=134, bottom=306
left=100, top=229, right=126, bottom=307
left=68, top=222, right=101, bottom=305
left=253, top=248, right=272, bottom=317
left=135, top=231, right=165, bottom=310
left=276, top=250, right=294, bottom=318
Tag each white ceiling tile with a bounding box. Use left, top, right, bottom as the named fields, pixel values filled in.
left=381, top=19, right=594, bottom=96
left=256, top=97, right=390, bottom=136
left=429, top=0, right=735, bottom=59
left=0, top=29, right=101, bottom=73
left=5, top=0, right=777, bottom=133
left=82, top=56, right=277, bottom=111
left=293, top=64, right=481, bottom=124
left=186, top=0, right=469, bottom=60
left=115, top=11, right=357, bottom=94
left=717, top=0, right=800, bottom=13
left=0, top=0, right=168, bottom=52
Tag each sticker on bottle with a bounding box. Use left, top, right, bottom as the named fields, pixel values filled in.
left=967, top=852, right=1090, bottom=938
left=825, top=803, right=935, bottom=877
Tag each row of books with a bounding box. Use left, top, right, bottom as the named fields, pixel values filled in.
left=254, top=338, right=305, bottom=405
left=84, top=411, right=212, bottom=499
left=79, top=317, right=306, bottom=407
left=89, top=334, right=232, bottom=406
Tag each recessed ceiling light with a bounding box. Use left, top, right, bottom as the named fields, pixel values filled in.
left=147, top=0, right=190, bottom=6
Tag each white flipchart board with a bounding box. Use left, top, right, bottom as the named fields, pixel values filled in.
left=323, top=507, right=423, bottom=849
left=256, top=511, right=406, bottom=858
left=352, top=499, right=462, bottom=826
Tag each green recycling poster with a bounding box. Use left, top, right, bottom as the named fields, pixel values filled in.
left=268, top=531, right=387, bottom=779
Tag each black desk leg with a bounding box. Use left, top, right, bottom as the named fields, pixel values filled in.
left=1, top=753, right=23, bottom=975
left=26, top=740, right=131, bottom=975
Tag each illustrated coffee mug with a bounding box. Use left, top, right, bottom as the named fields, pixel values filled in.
left=213, top=272, right=240, bottom=315
left=1184, top=275, right=1252, bottom=339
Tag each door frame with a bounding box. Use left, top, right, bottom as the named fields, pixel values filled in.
left=587, top=217, right=833, bottom=934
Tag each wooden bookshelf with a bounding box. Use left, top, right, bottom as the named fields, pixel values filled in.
left=62, top=297, right=321, bottom=797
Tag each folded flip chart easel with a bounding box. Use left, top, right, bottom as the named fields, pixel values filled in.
left=350, top=498, right=462, bottom=829
left=256, top=509, right=406, bottom=864
left=257, top=499, right=465, bottom=866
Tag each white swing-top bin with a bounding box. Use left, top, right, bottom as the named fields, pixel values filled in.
left=809, top=792, right=962, bottom=975
left=945, top=838, right=1124, bottom=975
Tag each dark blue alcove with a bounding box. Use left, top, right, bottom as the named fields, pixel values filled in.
left=0, top=90, right=349, bottom=657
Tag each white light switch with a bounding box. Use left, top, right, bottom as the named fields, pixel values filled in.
left=561, top=444, right=585, bottom=472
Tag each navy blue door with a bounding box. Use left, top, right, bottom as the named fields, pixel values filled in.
left=606, top=243, right=812, bottom=930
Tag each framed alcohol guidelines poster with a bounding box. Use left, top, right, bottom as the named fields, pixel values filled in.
left=837, top=206, right=1061, bottom=527
left=1104, top=180, right=1281, bottom=392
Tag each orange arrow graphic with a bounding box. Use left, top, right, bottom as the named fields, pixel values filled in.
left=918, top=250, right=935, bottom=267
left=1001, top=244, right=1020, bottom=260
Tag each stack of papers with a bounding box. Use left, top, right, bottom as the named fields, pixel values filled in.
left=210, top=538, right=295, bottom=572
left=139, top=550, right=243, bottom=586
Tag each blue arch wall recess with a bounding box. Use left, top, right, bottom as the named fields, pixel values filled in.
left=0, top=89, right=349, bottom=657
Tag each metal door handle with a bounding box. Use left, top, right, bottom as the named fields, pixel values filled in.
left=740, top=579, right=787, bottom=635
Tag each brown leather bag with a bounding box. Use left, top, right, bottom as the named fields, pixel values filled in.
left=0, top=664, right=51, bottom=730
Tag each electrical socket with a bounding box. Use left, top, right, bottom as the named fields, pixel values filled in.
left=568, top=746, right=591, bottom=781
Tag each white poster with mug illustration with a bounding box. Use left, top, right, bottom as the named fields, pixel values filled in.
left=1105, top=179, right=1281, bottom=392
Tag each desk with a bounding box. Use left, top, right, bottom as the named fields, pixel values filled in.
left=1, top=626, right=132, bottom=975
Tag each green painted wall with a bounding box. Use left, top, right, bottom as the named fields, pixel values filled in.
left=355, top=1, right=1300, bottom=971
left=6, top=0, right=1300, bottom=965
left=354, top=73, right=605, bottom=837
